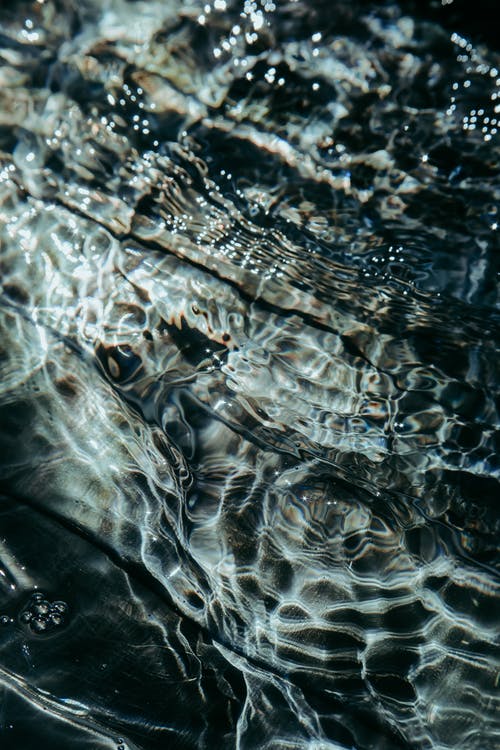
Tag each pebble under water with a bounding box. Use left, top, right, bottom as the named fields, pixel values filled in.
left=0, top=1, right=499, bottom=748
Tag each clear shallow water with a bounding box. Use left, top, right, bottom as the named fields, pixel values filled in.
left=0, top=0, right=499, bottom=748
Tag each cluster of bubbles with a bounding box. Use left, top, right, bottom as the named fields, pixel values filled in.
left=19, top=591, right=69, bottom=634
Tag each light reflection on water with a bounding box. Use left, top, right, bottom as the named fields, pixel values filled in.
left=0, top=1, right=499, bottom=749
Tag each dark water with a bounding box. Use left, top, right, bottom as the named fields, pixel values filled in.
left=0, top=1, right=499, bottom=748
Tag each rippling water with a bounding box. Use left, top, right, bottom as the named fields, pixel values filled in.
left=0, top=1, right=499, bottom=748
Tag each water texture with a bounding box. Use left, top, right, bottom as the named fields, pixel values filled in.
left=0, top=1, right=499, bottom=748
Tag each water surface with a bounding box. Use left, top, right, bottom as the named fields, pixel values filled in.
left=0, top=1, right=499, bottom=748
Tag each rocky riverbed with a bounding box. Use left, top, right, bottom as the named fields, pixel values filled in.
left=0, top=1, right=499, bottom=748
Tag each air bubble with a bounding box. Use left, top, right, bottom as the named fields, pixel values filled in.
left=20, top=593, right=69, bottom=634
left=31, top=616, right=48, bottom=633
